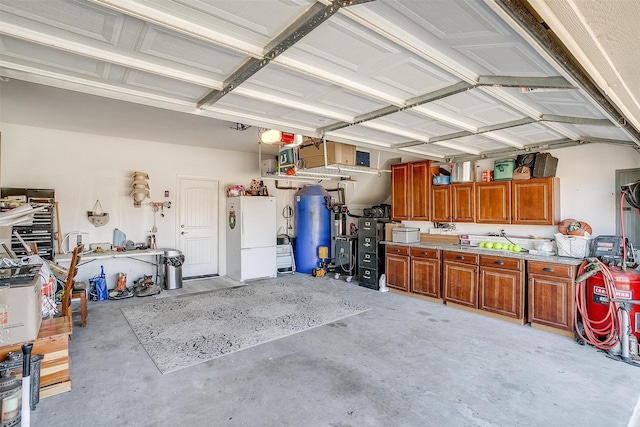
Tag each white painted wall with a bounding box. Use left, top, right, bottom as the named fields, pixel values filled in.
left=2, top=121, right=638, bottom=285
left=0, top=122, right=394, bottom=285
left=0, top=123, right=268, bottom=285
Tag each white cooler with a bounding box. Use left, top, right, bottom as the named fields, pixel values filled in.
left=392, top=227, right=420, bottom=243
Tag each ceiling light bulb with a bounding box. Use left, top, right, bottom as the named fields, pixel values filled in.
left=259, top=129, right=302, bottom=146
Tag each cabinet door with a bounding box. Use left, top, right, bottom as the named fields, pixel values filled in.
left=480, top=267, right=524, bottom=319
left=528, top=274, right=574, bottom=331
left=443, top=261, right=478, bottom=307
left=385, top=253, right=410, bottom=291
left=391, top=163, right=410, bottom=221
left=431, top=185, right=451, bottom=222
left=452, top=183, right=475, bottom=222
left=476, top=181, right=511, bottom=223
left=512, top=178, right=559, bottom=225
left=411, top=257, right=441, bottom=298
left=411, top=160, right=431, bottom=220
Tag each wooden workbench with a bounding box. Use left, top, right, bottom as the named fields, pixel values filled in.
left=0, top=315, right=73, bottom=398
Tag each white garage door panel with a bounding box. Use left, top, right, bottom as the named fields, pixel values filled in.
left=139, top=26, right=246, bottom=76
left=1, top=0, right=636, bottom=161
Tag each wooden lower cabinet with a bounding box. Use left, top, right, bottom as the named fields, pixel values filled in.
left=385, top=245, right=410, bottom=291
left=443, top=251, right=478, bottom=308
left=410, top=248, right=441, bottom=298
left=385, top=246, right=579, bottom=336
left=528, top=261, right=577, bottom=334
left=479, top=255, right=525, bottom=322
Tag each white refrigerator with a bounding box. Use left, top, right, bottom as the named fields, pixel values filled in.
left=226, top=196, right=277, bottom=281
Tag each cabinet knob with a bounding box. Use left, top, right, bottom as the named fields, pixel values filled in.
left=456, top=255, right=464, bottom=260
left=494, top=260, right=504, bottom=265
left=542, top=267, right=554, bottom=272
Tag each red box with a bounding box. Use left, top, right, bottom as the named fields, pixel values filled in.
left=481, top=170, right=493, bottom=182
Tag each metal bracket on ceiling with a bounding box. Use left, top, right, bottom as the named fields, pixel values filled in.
left=540, top=115, right=616, bottom=127
left=394, top=112, right=622, bottom=152
left=197, top=0, right=375, bottom=110
left=318, top=81, right=473, bottom=134
left=316, top=75, right=583, bottom=148
left=492, top=0, right=640, bottom=144
left=230, top=123, right=251, bottom=131
left=477, top=75, right=574, bottom=90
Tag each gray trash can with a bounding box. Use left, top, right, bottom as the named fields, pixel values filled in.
left=163, top=249, right=185, bottom=290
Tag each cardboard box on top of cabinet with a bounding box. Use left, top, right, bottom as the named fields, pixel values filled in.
left=299, top=141, right=356, bottom=169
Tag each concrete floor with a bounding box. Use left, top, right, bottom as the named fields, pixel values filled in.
left=32, top=274, right=639, bottom=427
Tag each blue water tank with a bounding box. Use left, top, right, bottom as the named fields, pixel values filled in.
left=295, top=185, right=331, bottom=274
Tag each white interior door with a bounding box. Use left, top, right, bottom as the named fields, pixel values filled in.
left=178, top=176, right=219, bottom=277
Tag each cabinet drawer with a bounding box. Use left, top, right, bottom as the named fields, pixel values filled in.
left=358, top=267, right=379, bottom=289
left=528, top=261, right=575, bottom=278
left=358, top=219, right=382, bottom=238
left=358, top=251, right=379, bottom=269
left=410, top=247, right=440, bottom=259
left=359, top=236, right=377, bottom=251
left=386, top=245, right=410, bottom=256
left=444, top=251, right=478, bottom=265
left=480, top=255, right=523, bottom=271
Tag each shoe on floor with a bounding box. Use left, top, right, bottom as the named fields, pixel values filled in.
left=136, top=283, right=161, bottom=297
left=109, top=288, right=135, bottom=300
left=133, top=275, right=154, bottom=293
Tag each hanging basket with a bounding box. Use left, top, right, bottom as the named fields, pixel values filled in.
left=87, top=200, right=109, bottom=227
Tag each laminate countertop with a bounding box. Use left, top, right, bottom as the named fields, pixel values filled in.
left=382, top=241, right=584, bottom=266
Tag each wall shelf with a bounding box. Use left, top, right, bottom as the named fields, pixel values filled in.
left=259, top=144, right=389, bottom=183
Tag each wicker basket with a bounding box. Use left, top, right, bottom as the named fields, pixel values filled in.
left=555, top=233, right=591, bottom=258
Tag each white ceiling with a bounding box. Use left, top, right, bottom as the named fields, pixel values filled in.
left=0, top=0, right=638, bottom=160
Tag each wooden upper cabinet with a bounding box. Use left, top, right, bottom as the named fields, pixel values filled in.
left=391, top=160, right=431, bottom=221
left=452, top=183, right=475, bottom=222
left=391, top=163, right=410, bottom=221
left=431, top=185, right=451, bottom=222
left=475, top=181, right=511, bottom=223
left=410, top=160, right=431, bottom=220
left=431, top=183, right=474, bottom=223
left=511, top=177, right=560, bottom=225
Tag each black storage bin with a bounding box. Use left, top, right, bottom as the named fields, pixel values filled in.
left=533, top=153, right=558, bottom=178
left=0, top=352, right=44, bottom=410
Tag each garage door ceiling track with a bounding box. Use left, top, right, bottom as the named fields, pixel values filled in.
left=1, top=0, right=638, bottom=161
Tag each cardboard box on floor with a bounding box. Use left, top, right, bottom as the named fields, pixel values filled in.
left=0, top=272, right=43, bottom=345
left=299, top=141, right=356, bottom=169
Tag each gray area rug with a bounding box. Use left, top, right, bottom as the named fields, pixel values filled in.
left=121, top=281, right=370, bottom=374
